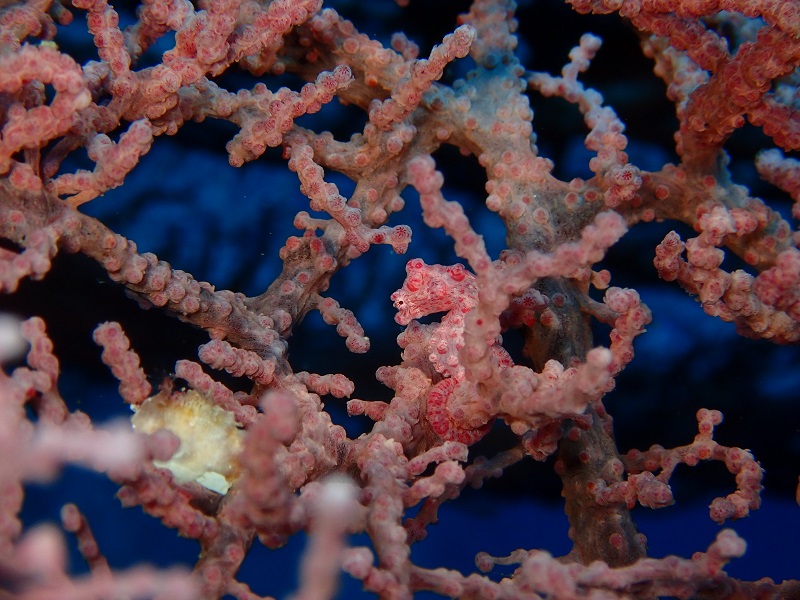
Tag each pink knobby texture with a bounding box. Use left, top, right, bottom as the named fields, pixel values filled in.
left=2, top=1, right=800, bottom=599
left=93, top=321, right=152, bottom=404
left=391, top=258, right=518, bottom=443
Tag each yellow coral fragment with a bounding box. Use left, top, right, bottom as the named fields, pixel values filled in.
left=131, top=389, right=244, bottom=494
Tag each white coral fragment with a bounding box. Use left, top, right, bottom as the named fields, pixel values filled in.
left=131, top=389, right=244, bottom=494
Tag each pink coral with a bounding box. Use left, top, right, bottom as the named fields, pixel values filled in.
left=1, top=0, right=799, bottom=598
